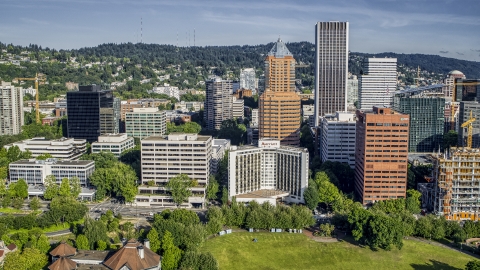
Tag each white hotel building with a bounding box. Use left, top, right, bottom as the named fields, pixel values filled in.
left=358, top=58, right=397, bottom=110
left=136, top=133, right=212, bottom=208
left=228, top=139, right=309, bottom=205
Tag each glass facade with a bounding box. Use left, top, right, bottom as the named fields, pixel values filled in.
left=393, top=96, right=445, bottom=152
left=67, top=85, right=115, bottom=142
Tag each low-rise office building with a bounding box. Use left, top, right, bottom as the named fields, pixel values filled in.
left=174, top=101, right=204, bottom=112
left=125, top=108, right=166, bottom=140
left=9, top=158, right=95, bottom=186
left=5, top=137, right=87, bottom=160
left=319, top=112, right=356, bottom=169
left=228, top=139, right=309, bottom=205
left=91, top=133, right=135, bottom=157
left=137, top=133, right=212, bottom=208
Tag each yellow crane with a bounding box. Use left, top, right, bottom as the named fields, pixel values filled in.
left=461, top=110, right=476, bottom=148
left=15, top=73, right=46, bottom=123
left=450, top=80, right=480, bottom=130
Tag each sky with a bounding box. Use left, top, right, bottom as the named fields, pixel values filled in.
left=1, top=0, right=479, bottom=61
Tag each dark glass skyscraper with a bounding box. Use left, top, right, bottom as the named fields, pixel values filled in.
left=393, top=86, right=445, bottom=153
left=67, top=85, right=119, bottom=142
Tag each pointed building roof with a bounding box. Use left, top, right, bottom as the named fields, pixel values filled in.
left=103, top=239, right=160, bottom=270
left=48, top=257, right=77, bottom=270
left=50, top=242, right=77, bottom=257
left=268, top=38, right=293, bottom=58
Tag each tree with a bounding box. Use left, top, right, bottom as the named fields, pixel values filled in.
left=147, top=227, right=161, bottom=253
left=29, top=197, right=41, bottom=211
left=206, top=176, right=219, bottom=200
left=3, top=248, right=48, bottom=270
left=319, top=223, right=335, bottom=237
left=36, top=153, right=53, bottom=160
left=217, top=119, right=247, bottom=146
left=466, top=260, right=480, bottom=270
left=12, top=197, right=24, bottom=209
left=88, top=162, right=138, bottom=202
left=83, top=218, right=108, bottom=249
left=59, top=178, right=71, bottom=197
left=304, top=180, right=319, bottom=210
left=405, top=189, right=421, bottom=214
left=14, top=179, right=28, bottom=199
left=43, top=175, right=59, bottom=200
left=315, top=172, right=340, bottom=210
left=166, top=174, right=193, bottom=207
left=76, top=234, right=89, bottom=250
left=365, top=214, right=403, bottom=251
left=221, top=187, right=228, bottom=205
left=34, top=235, right=51, bottom=254
left=70, top=176, right=81, bottom=198
left=96, top=240, right=107, bottom=251
left=443, top=130, right=458, bottom=150
left=161, top=231, right=183, bottom=270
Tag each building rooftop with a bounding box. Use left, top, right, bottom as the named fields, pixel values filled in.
left=71, top=249, right=111, bottom=262
left=103, top=239, right=160, bottom=270
left=10, top=159, right=94, bottom=166
left=142, top=134, right=211, bottom=142
left=236, top=189, right=289, bottom=199
left=268, top=38, right=293, bottom=58
left=48, top=256, right=77, bottom=270
left=50, top=242, right=77, bottom=257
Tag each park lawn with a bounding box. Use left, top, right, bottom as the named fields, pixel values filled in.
left=0, top=207, right=25, bottom=214
left=200, top=232, right=474, bottom=270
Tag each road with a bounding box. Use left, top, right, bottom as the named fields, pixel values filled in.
left=45, top=229, right=71, bottom=237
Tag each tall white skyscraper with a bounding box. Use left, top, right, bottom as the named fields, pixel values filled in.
left=0, top=82, right=24, bottom=135
left=314, top=21, right=349, bottom=126
left=358, top=58, right=397, bottom=110
left=240, top=68, right=257, bottom=93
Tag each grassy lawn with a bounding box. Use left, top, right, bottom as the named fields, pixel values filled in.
left=0, top=207, right=25, bottom=214
left=200, top=232, right=474, bottom=270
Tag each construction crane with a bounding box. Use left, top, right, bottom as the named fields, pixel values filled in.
left=15, top=73, right=46, bottom=123
left=461, top=110, right=476, bottom=148
left=450, top=80, right=480, bottom=130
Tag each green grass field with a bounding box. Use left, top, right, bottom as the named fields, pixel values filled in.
left=200, top=232, right=475, bottom=270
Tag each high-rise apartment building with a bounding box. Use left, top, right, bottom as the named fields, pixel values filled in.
left=232, top=97, right=244, bottom=120
left=319, top=112, right=356, bottom=169
left=359, top=58, right=397, bottom=110
left=240, top=68, right=257, bottom=93
left=136, top=133, right=212, bottom=208
left=228, top=139, right=309, bottom=204
left=259, top=39, right=301, bottom=146
left=458, top=101, right=480, bottom=148
left=355, top=107, right=409, bottom=205
left=0, top=82, right=24, bottom=135
left=125, top=108, right=166, bottom=140
left=455, top=79, right=480, bottom=102
left=67, top=85, right=118, bottom=142
left=314, top=22, right=349, bottom=125
left=393, top=85, right=445, bottom=152
left=204, top=79, right=233, bottom=130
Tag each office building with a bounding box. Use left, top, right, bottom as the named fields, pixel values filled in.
left=0, top=82, right=23, bottom=135
left=455, top=79, right=480, bottom=102
left=9, top=158, right=95, bottom=186
left=359, top=58, right=397, bottom=110
left=355, top=107, right=409, bottom=205
left=136, top=133, right=212, bottom=208
left=228, top=139, right=309, bottom=205
left=120, top=99, right=170, bottom=120
left=319, top=112, right=356, bottom=169
left=174, top=101, right=204, bottom=112
left=302, top=105, right=315, bottom=123
left=204, top=79, right=233, bottom=130
left=240, top=68, right=257, bottom=93
left=314, top=22, right=349, bottom=125
left=458, top=101, right=480, bottom=148
left=347, top=75, right=358, bottom=110
left=67, top=85, right=117, bottom=142
left=5, top=137, right=87, bottom=160
left=125, top=108, right=166, bottom=140
left=233, top=89, right=253, bottom=99
left=443, top=70, right=466, bottom=98
left=232, top=97, right=244, bottom=120
left=91, top=133, right=135, bottom=158
left=259, top=38, right=301, bottom=146
left=393, top=85, right=445, bottom=152
left=211, top=139, right=230, bottom=174
left=152, top=83, right=180, bottom=100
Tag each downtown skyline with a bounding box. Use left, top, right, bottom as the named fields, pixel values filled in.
left=0, top=0, right=479, bottom=62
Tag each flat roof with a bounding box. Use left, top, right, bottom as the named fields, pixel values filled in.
left=236, top=189, right=289, bottom=199
left=72, top=250, right=111, bottom=262
left=10, top=159, right=94, bottom=166
left=142, top=135, right=211, bottom=142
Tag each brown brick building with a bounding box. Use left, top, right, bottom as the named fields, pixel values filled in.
left=354, top=106, right=410, bottom=205
left=259, top=39, right=301, bottom=146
